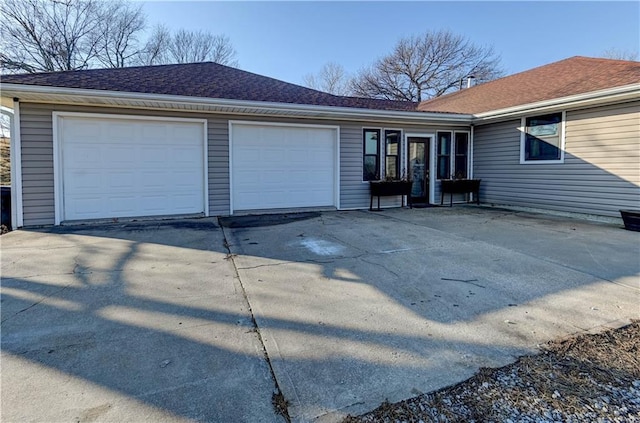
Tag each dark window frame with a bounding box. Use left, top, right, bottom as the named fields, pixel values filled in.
left=436, top=131, right=452, bottom=180
left=363, top=128, right=381, bottom=181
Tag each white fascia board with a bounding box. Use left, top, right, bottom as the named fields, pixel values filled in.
left=0, top=83, right=473, bottom=124
left=473, top=83, right=640, bottom=124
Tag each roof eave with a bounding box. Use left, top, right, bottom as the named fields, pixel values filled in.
left=472, top=83, right=640, bottom=124
left=0, top=83, right=473, bottom=124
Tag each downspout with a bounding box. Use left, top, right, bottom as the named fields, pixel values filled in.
left=469, top=124, right=474, bottom=179
left=9, top=98, right=23, bottom=228
left=469, top=124, right=475, bottom=203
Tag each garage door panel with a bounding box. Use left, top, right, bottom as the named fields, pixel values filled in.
left=66, top=145, right=102, bottom=164
left=107, top=196, right=137, bottom=213
left=60, top=116, right=205, bottom=221
left=172, top=146, right=202, bottom=164
left=66, top=170, right=103, bottom=191
left=231, top=123, right=337, bottom=211
left=107, top=172, right=136, bottom=189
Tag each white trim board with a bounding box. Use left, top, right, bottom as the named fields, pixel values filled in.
left=8, top=101, right=23, bottom=228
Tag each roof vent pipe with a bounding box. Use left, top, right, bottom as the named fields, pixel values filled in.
left=466, top=75, right=475, bottom=88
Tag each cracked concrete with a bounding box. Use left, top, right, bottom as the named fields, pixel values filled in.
left=2, top=208, right=638, bottom=423
left=223, top=207, right=640, bottom=422
left=1, top=219, right=283, bottom=423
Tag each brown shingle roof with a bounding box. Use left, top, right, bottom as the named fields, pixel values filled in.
left=1, top=62, right=418, bottom=112
left=417, top=56, right=640, bottom=114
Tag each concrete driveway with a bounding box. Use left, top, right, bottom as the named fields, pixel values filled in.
left=1, top=219, right=282, bottom=423
left=222, top=207, right=639, bottom=422
left=2, top=208, right=639, bottom=423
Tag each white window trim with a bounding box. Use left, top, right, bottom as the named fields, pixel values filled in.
left=519, top=111, right=566, bottom=164
left=383, top=128, right=403, bottom=180
left=52, top=111, right=209, bottom=225
left=453, top=130, right=471, bottom=179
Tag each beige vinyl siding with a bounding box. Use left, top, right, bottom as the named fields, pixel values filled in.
left=20, top=105, right=54, bottom=226
left=18, top=102, right=470, bottom=226
left=474, top=100, right=640, bottom=217
left=18, top=103, right=229, bottom=226
left=339, top=122, right=470, bottom=209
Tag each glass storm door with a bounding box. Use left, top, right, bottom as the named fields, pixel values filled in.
left=407, top=137, right=431, bottom=204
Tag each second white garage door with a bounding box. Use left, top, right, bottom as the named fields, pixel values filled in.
left=57, top=114, right=207, bottom=223
left=230, top=122, right=338, bottom=212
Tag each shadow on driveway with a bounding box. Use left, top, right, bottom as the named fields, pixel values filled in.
left=1, top=209, right=638, bottom=422
left=1, top=219, right=280, bottom=422
left=221, top=207, right=640, bottom=421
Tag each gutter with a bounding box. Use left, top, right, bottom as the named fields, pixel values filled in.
left=0, top=83, right=473, bottom=124
left=472, top=83, right=640, bottom=124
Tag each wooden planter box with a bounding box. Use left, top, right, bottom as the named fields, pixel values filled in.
left=369, top=181, right=412, bottom=211
left=440, top=179, right=481, bottom=206
left=620, top=209, right=640, bottom=232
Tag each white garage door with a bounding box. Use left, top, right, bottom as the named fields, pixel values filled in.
left=58, top=115, right=206, bottom=222
left=230, top=122, right=338, bottom=212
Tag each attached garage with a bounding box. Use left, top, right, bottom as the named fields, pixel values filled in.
left=54, top=113, right=208, bottom=224
left=229, top=121, right=339, bottom=213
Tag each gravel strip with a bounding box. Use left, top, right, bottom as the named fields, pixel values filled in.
left=344, top=321, right=640, bottom=423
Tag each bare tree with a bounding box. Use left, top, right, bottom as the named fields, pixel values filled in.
left=1, top=0, right=149, bottom=73
left=600, top=48, right=638, bottom=61
left=303, top=62, right=352, bottom=95
left=351, top=30, right=503, bottom=102
left=140, top=28, right=239, bottom=67
left=1, top=0, right=105, bottom=72
left=95, top=1, right=146, bottom=68
left=137, top=24, right=171, bottom=66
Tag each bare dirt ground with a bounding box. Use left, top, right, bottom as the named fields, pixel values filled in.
left=344, top=321, right=640, bottom=423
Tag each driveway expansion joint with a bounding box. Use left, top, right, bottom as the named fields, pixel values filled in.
left=219, top=221, right=291, bottom=423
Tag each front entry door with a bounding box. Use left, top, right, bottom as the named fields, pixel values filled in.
left=407, top=137, right=431, bottom=205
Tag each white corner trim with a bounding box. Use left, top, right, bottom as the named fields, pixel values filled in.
left=52, top=112, right=63, bottom=225
left=228, top=120, right=234, bottom=215
left=202, top=120, right=209, bottom=217
left=335, top=126, right=341, bottom=210
left=8, top=101, right=23, bottom=228
left=469, top=126, right=475, bottom=180
left=519, top=111, right=566, bottom=165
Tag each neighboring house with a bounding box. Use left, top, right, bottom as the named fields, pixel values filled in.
left=0, top=56, right=638, bottom=228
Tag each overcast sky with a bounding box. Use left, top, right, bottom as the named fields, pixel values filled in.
left=140, top=1, right=640, bottom=85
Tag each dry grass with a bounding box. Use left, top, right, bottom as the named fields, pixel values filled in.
left=1, top=137, right=10, bottom=185
left=344, top=321, right=640, bottom=422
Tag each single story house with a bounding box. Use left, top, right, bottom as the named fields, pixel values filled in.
left=1, top=56, right=638, bottom=228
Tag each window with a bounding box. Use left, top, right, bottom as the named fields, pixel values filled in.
left=454, top=132, right=469, bottom=179
left=521, top=112, right=564, bottom=163
left=436, top=131, right=451, bottom=179
left=363, top=129, right=380, bottom=181
left=385, top=130, right=401, bottom=180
